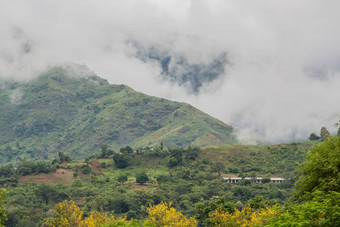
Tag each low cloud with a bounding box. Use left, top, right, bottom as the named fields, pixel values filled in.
left=0, top=0, right=339, bottom=143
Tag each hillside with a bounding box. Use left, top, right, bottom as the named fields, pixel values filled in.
left=0, top=66, right=237, bottom=163
left=1, top=140, right=319, bottom=225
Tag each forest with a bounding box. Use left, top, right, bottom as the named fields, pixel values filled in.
left=0, top=134, right=338, bottom=226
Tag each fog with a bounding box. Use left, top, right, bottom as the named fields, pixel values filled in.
left=1, top=0, right=340, bottom=143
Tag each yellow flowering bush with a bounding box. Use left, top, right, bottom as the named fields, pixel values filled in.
left=42, top=200, right=137, bottom=227
left=207, top=205, right=278, bottom=227
left=147, top=202, right=197, bottom=227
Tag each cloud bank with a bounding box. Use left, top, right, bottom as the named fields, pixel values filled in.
left=1, top=0, right=340, bottom=143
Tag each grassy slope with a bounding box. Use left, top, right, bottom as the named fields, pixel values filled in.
left=0, top=66, right=236, bottom=163
left=199, top=141, right=319, bottom=177
left=19, top=140, right=318, bottom=185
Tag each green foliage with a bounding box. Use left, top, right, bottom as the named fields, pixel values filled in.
left=183, top=146, right=200, bottom=160
left=2, top=141, right=317, bottom=224
left=295, top=136, right=340, bottom=201
left=0, top=188, right=6, bottom=226
left=120, top=146, right=134, bottom=154
left=195, top=196, right=241, bottom=223
left=17, top=160, right=51, bottom=176
left=58, top=152, right=71, bottom=163
left=201, top=142, right=315, bottom=176
left=168, top=148, right=183, bottom=167
left=136, top=173, right=149, bottom=185
left=269, top=192, right=340, bottom=226
left=100, top=144, right=114, bottom=158
left=211, top=162, right=225, bottom=177
left=309, top=132, right=320, bottom=140
left=113, top=154, right=131, bottom=169
left=118, top=175, right=128, bottom=184
left=35, top=184, right=67, bottom=205
left=156, top=175, right=169, bottom=184
left=261, top=177, right=271, bottom=183
left=320, top=126, right=331, bottom=141
left=247, top=195, right=278, bottom=210
left=80, top=165, right=92, bottom=174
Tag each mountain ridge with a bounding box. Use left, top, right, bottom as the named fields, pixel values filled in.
left=0, top=66, right=237, bottom=163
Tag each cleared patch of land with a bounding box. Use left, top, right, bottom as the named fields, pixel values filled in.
left=19, top=168, right=74, bottom=184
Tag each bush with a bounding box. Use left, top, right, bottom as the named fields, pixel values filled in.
left=136, top=173, right=149, bottom=185
left=113, top=154, right=130, bottom=169
left=309, top=133, right=320, bottom=141
left=80, top=166, right=91, bottom=175
left=262, top=178, right=271, bottom=183
left=118, top=175, right=128, bottom=184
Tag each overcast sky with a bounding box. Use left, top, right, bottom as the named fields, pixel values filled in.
left=1, top=0, right=340, bottom=143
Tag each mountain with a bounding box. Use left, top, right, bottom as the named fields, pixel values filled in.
left=0, top=66, right=237, bottom=162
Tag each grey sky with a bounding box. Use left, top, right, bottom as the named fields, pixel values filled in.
left=1, top=0, right=340, bottom=143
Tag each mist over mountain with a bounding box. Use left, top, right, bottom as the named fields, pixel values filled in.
left=0, top=1, right=339, bottom=142
left=132, top=42, right=228, bottom=93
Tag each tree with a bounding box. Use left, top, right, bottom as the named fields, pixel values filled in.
left=80, top=165, right=92, bottom=174
left=309, top=132, right=320, bottom=141
left=268, top=191, right=340, bottom=227
left=147, top=202, right=197, bottom=227
left=211, top=162, right=225, bottom=177
left=295, top=136, right=340, bottom=201
left=337, top=127, right=340, bottom=137
left=42, top=199, right=123, bottom=226
left=120, top=146, right=133, bottom=154
left=136, top=172, right=149, bottom=185
left=261, top=177, right=271, bottom=183
left=195, top=196, right=241, bottom=223
left=58, top=152, right=71, bottom=163
left=0, top=188, right=6, bottom=226
left=113, top=154, right=130, bottom=169
left=247, top=195, right=278, bottom=210
left=168, top=149, right=183, bottom=167
left=183, top=146, right=200, bottom=160
left=320, top=126, right=330, bottom=141
left=206, top=205, right=278, bottom=227
left=118, top=175, right=128, bottom=184
left=35, top=184, right=58, bottom=205
left=100, top=144, right=108, bottom=157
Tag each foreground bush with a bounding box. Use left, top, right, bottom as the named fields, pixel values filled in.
left=42, top=200, right=136, bottom=227
left=147, top=202, right=197, bottom=227
left=42, top=200, right=197, bottom=227
left=206, top=205, right=278, bottom=227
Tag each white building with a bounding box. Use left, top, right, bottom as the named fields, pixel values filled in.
left=223, top=177, right=285, bottom=183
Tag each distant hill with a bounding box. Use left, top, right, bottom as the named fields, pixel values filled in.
left=0, top=66, right=237, bottom=163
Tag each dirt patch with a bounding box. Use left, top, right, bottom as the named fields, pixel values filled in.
left=90, top=161, right=100, bottom=171
left=19, top=168, right=75, bottom=184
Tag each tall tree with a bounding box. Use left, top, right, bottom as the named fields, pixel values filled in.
left=320, top=126, right=330, bottom=141
left=211, top=162, right=225, bottom=177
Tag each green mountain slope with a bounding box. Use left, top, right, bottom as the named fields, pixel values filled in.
left=0, top=66, right=237, bottom=162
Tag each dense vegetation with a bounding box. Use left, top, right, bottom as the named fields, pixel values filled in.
left=0, top=141, right=317, bottom=226
left=1, top=136, right=337, bottom=226
left=0, top=66, right=236, bottom=163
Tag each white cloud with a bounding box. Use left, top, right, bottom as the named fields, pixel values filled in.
left=0, top=0, right=339, bottom=143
